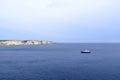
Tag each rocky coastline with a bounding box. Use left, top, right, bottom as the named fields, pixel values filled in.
left=0, top=40, right=56, bottom=46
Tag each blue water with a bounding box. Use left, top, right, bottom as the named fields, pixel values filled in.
left=0, top=43, right=120, bottom=80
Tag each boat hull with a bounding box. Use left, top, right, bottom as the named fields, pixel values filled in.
left=81, top=51, right=91, bottom=53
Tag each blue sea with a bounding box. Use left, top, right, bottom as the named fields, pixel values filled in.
left=0, top=43, right=120, bottom=80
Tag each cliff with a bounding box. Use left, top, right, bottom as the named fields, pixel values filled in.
left=0, top=40, right=56, bottom=46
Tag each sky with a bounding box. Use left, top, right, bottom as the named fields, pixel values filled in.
left=0, top=0, right=120, bottom=43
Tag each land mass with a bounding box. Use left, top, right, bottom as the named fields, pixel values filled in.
left=0, top=40, right=56, bottom=46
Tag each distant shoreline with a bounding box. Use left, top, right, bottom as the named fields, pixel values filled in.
left=0, top=40, right=56, bottom=46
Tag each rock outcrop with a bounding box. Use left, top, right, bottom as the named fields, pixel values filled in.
left=0, top=40, right=56, bottom=46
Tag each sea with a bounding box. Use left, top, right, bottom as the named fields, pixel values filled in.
left=0, top=43, right=120, bottom=80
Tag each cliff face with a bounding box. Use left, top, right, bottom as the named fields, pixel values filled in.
left=0, top=40, right=55, bottom=46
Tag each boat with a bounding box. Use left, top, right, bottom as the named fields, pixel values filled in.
left=81, top=49, right=91, bottom=53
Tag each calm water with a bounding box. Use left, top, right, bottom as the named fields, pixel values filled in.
left=0, top=43, right=120, bottom=80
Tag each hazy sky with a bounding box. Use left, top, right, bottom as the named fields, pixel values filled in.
left=0, top=0, right=120, bottom=42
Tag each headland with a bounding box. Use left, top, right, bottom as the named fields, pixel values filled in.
left=0, top=40, right=56, bottom=46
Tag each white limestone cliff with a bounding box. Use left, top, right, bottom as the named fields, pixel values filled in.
left=0, top=40, right=56, bottom=46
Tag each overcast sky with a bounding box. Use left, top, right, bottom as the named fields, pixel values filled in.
left=0, top=0, right=120, bottom=42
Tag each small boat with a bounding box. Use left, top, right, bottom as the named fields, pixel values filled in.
left=81, top=49, right=91, bottom=53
